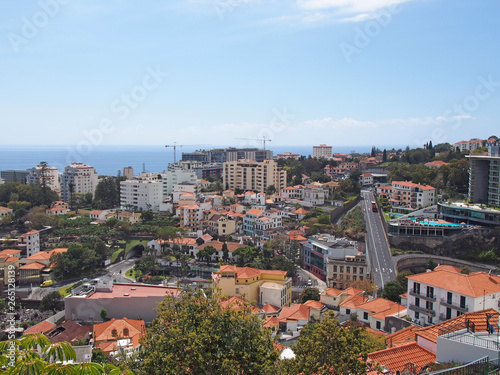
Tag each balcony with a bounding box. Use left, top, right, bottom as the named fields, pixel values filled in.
left=440, top=299, right=469, bottom=313
left=409, top=304, right=435, bottom=317
left=409, top=290, right=436, bottom=302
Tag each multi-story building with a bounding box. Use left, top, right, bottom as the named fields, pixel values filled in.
left=302, top=234, right=359, bottom=281
left=276, top=152, right=300, bottom=160
left=213, top=265, right=292, bottom=307
left=391, top=181, right=435, bottom=209
left=27, top=164, right=60, bottom=196
left=0, top=170, right=30, bottom=183
left=243, top=208, right=263, bottom=237
left=254, top=210, right=283, bottom=240
left=326, top=253, right=368, bottom=289
left=60, top=163, right=98, bottom=202
left=182, top=148, right=272, bottom=163
left=313, top=144, right=332, bottom=159
left=120, top=179, right=163, bottom=211
left=406, top=265, right=500, bottom=326
left=123, top=166, right=134, bottom=179
left=453, top=138, right=485, bottom=152
left=467, top=145, right=500, bottom=206
left=177, top=204, right=203, bottom=230
left=223, top=160, right=286, bottom=192
left=19, top=230, right=40, bottom=257
left=302, top=185, right=329, bottom=205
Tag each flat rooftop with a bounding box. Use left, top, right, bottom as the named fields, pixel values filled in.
left=68, top=283, right=181, bottom=300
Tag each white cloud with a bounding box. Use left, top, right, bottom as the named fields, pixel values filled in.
left=297, top=0, right=413, bottom=14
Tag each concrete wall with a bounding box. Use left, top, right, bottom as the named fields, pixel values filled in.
left=437, top=332, right=500, bottom=363
left=395, top=254, right=494, bottom=274
left=330, top=196, right=361, bottom=224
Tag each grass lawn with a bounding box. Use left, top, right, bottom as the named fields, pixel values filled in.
left=57, top=280, right=85, bottom=297
left=110, top=248, right=124, bottom=263
left=125, top=269, right=135, bottom=278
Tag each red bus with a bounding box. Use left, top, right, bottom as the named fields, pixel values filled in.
left=371, top=201, right=378, bottom=212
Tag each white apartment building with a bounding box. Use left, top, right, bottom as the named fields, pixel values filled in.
left=254, top=210, right=283, bottom=240
left=313, top=144, right=332, bottom=159
left=406, top=265, right=500, bottom=326
left=120, top=179, right=163, bottom=211
left=20, top=230, right=40, bottom=257
left=223, top=160, right=287, bottom=192
left=27, top=164, right=61, bottom=196
left=391, top=181, right=435, bottom=209
left=60, top=163, right=98, bottom=202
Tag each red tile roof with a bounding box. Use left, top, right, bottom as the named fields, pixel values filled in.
left=358, top=298, right=406, bottom=320
left=262, top=304, right=281, bottom=314
left=368, top=342, right=436, bottom=373
left=278, top=304, right=311, bottom=322
left=407, top=270, right=500, bottom=297
left=385, top=325, right=419, bottom=348
left=24, top=320, right=56, bottom=335
left=303, top=300, right=325, bottom=309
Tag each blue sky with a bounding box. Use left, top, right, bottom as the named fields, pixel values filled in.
left=1, top=0, right=499, bottom=149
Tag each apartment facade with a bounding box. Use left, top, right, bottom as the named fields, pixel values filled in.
left=213, top=265, right=292, bottom=307
left=120, top=179, right=163, bottom=211
left=391, top=181, right=435, bottom=209
left=27, top=164, right=60, bottom=196
left=467, top=146, right=500, bottom=206
left=406, top=265, right=500, bottom=326
left=60, top=163, right=98, bottom=202
left=326, top=254, right=367, bottom=289
left=223, top=160, right=287, bottom=192
left=313, top=144, right=332, bottom=159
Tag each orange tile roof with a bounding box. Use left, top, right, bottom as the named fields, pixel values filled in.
left=93, top=318, right=145, bottom=342
left=341, top=287, right=364, bottom=296
left=358, top=298, right=406, bottom=320
left=0, top=207, right=13, bottom=213
left=156, top=237, right=197, bottom=246
left=303, top=300, right=325, bottom=309
left=19, top=262, right=46, bottom=270
left=322, top=288, right=343, bottom=297
left=216, top=265, right=287, bottom=279
left=368, top=342, right=436, bottom=374
left=263, top=316, right=279, bottom=328
left=407, top=270, right=500, bottom=297
left=425, top=160, right=449, bottom=166
left=392, top=181, right=435, bottom=191
left=262, top=304, right=281, bottom=314
left=415, top=308, right=498, bottom=343
left=26, top=248, right=68, bottom=261
left=24, top=320, right=56, bottom=335
left=246, top=208, right=263, bottom=216
left=278, top=304, right=311, bottom=322
left=292, top=208, right=308, bottom=215
left=339, top=293, right=368, bottom=310
left=197, top=241, right=241, bottom=253
left=0, top=249, right=21, bottom=257
left=433, top=264, right=460, bottom=273
left=385, top=325, right=419, bottom=348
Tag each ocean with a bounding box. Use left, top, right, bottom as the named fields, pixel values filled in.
left=0, top=144, right=382, bottom=176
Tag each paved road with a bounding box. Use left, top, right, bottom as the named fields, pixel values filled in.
left=361, top=188, right=395, bottom=288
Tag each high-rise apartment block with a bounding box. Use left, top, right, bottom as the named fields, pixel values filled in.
left=467, top=146, right=500, bottom=206
left=223, top=160, right=287, bottom=192
left=61, top=163, right=99, bottom=202
left=27, top=164, right=60, bottom=196
left=313, top=144, right=332, bottom=159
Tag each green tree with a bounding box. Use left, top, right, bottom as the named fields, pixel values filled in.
left=93, top=177, right=120, bottom=209
left=382, top=149, right=387, bottom=162
left=288, top=312, right=376, bottom=375
left=381, top=280, right=405, bottom=302
left=39, top=291, right=62, bottom=312
left=222, top=242, right=229, bottom=262
left=100, top=308, right=109, bottom=322
left=0, top=334, right=127, bottom=374
left=298, top=287, right=320, bottom=303
left=137, top=289, right=278, bottom=375
left=265, top=185, right=276, bottom=195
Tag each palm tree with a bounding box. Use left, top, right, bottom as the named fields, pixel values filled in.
left=0, top=333, right=130, bottom=374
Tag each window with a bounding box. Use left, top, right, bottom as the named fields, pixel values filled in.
left=123, top=328, right=129, bottom=337
left=353, top=267, right=357, bottom=274
left=413, top=282, right=420, bottom=294
left=426, top=301, right=433, bottom=311
left=111, top=329, right=117, bottom=337
left=446, top=307, right=452, bottom=320
left=415, top=297, right=420, bottom=307
left=346, top=266, right=350, bottom=273
left=460, top=295, right=466, bottom=309
left=333, top=266, right=337, bottom=272
left=447, top=292, right=453, bottom=305
left=376, top=321, right=381, bottom=330
left=415, top=312, right=420, bottom=319
left=340, top=266, right=344, bottom=273
left=426, top=286, right=434, bottom=298
left=363, top=312, right=369, bottom=320
left=346, top=309, right=351, bottom=315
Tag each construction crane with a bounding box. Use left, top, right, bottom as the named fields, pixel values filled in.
left=235, top=136, right=272, bottom=151
left=165, top=143, right=209, bottom=162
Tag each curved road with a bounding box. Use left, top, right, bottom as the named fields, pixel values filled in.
left=361, top=188, right=395, bottom=288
